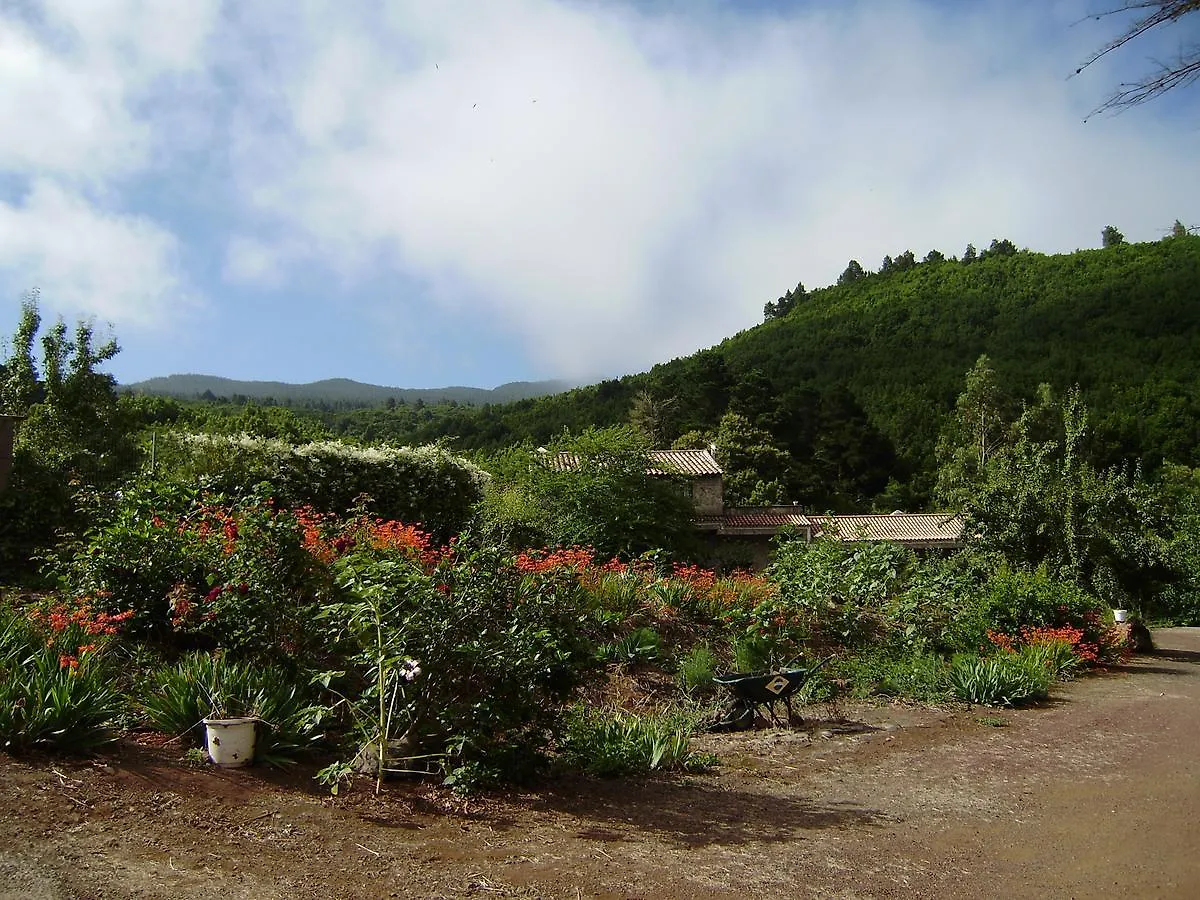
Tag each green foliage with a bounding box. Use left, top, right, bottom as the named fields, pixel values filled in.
left=322, top=539, right=594, bottom=786
left=730, top=632, right=777, bottom=672
left=677, top=644, right=718, bottom=696
left=948, top=651, right=1052, bottom=707
left=944, top=373, right=1171, bottom=609
left=0, top=294, right=140, bottom=571
left=598, top=627, right=662, bottom=666
left=50, top=481, right=333, bottom=659
left=0, top=605, right=124, bottom=754
left=978, top=565, right=1099, bottom=635
left=828, top=650, right=952, bottom=702
left=155, top=434, right=486, bottom=540
left=140, top=651, right=328, bottom=764
left=284, top=235, right=1200, bottom=514
left=767, top=538, right=911, bottom=646
left=1102, top=225, right=1125, bottom=248
left=558, top=706, right=715, bottom=777
left=477, top=426, right=699, bottom=558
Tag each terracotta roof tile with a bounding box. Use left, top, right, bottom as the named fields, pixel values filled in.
left=539, top=448, right=722, bottom=476
left=647, top=449, right=722, bottom=476
left=808, top=513, right=964, bottom=546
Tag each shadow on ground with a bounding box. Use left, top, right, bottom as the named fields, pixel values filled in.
left=527, top=775, right=889, bottom=848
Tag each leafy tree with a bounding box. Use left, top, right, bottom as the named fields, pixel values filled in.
left=1, top=295, right=139, bottom=571
left=944, top=371, right=1168, bottom=608
left=712, top=412, right=792, bottom=505
left=936, top=355, right=1009, bottom=507
left=981, top=238, right=1017, bottom=258
left=628, top=389, right=678, bottom=446
left=0, top=292, right=40, bottom=413
left=811, top=386, right=896, bottom=510
left=837, top=259, right=866, bottom=285
left=763, top=281, right=806, bottom=320
left=962, top=243, right=978, bottom=264
left=1170, top=219, right=1191, bottom=238
left=1102, top=224, right=1126, bottom=247
left=924, top=249, right=946, bottom=264
left=477, top=426, right=698, bottom=558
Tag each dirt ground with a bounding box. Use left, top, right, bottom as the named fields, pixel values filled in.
left=3, top=629, right=1200, bottom=899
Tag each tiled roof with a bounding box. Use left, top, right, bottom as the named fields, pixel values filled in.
left=539, top=448, right=722, bottom=477
left=720, top=507, right=809, bottom=529
left=707, top=510, right=963, bottom=546
left=808, top=513, right=964, bottom=546
left=647, top=449, right=722, bottom=477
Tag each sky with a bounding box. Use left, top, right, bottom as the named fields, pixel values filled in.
left=1, top=0, right=1198, bottom=390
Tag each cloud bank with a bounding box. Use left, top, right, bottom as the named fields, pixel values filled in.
left=1, top=0, right=1198, bottom=384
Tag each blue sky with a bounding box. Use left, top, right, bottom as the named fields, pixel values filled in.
left=1, top=0, right=1198, bottom=389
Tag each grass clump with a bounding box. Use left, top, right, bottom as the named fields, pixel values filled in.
left=558, top=706, right=716, bottom=776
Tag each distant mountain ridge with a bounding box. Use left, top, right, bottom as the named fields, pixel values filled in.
left=122, top=374, right=574, bottom=407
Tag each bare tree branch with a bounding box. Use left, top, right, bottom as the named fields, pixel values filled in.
left=1073, top=1, right=1200, bottom=118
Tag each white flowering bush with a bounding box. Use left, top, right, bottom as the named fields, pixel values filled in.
left=159, top=433, right=488, bottom=539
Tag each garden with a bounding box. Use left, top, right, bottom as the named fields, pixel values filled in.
left=0, top=300, right=1174, bottom=798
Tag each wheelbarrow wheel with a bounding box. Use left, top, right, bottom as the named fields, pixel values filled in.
left=710, top=697, right=756, bottom=733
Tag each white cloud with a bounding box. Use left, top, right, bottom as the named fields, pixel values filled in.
left=0, top=1, right=218, bottom=331
left=0, top=180, right=192, bottom=327
left=217, top=0, right=1200, bottom=379
left=0, top=0, right=220, bottom=181
left=7, top=0, right=1197, bottom=383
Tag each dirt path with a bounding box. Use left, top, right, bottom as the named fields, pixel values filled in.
left=3, top=629, right=1200, bottom=899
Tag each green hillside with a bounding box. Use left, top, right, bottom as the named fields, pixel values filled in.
left=130, top=234, right=1200, bottom=513
left=331, top=234, right=1200, bottom=510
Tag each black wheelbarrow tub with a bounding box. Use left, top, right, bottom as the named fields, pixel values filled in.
left=712, top=669, right=814, bottom=703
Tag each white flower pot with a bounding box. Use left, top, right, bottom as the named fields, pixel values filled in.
left=1112, top=609, right=1130, bottom=623
left=203, top=717, right=258, bottom=768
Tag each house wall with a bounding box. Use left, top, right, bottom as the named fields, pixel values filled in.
left=691, top=476, right=724, bottom=516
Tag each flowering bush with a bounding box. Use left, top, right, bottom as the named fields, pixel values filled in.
left=25, top=597, right=134, bottom=671
left=158, top=433, right=487, bottom=540
left=51, top=481, right=334, bottom=660
left=320, top=536, right=594, bottom=789
left=0, top=601, right=126, bottom=753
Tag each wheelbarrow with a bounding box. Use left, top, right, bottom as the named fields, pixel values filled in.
left=710, top=657, right=833, bottom=731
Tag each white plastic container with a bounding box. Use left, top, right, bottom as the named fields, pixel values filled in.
left=1112, top=609, right=1130, bottom=623
left=203, top=717, right=258, bottom=768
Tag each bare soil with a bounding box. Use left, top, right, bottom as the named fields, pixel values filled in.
left=4, top=628, right=1200, bottom=899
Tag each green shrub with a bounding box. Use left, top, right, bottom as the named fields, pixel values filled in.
left=158, top=434, right=487, bottom=540
left=558, top=706, right=715, bottom=777
left=477, top=428, right=700, bottom=559
left=948, top=651, right=1052, bottom=707
left=882, top=552, right=994, bottom=653
left=140, top=651, right=328, bottom=765
left=50, top=481, right=333, bottom=660
left=677, top=644, right=718, bottom=696
left=0, top=606, right=124, bottom=754
left=731, top=632, right=776, bottom=673
left=598, top=627, right=662, bottom=666
left=1020, top=637, right=1085, bottom=681
left=767, top=538, right=911, bottom=647
left=873, top=652, right=953, bottom=702
left=980, top=564, right=1100, bottom=634
left=322, top=538, right=594, bottom=787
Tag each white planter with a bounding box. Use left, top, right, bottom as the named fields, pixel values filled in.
left=203, top=717, right=258, bottom=768
left=1112, top=609, right=1130, bottom=623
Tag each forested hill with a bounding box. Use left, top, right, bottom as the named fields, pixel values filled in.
left=122, top=374, right=573, bottom=408
left=140, top=235, right=1199, bottom=512
left=318, top=234, right=1199, bottom=511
